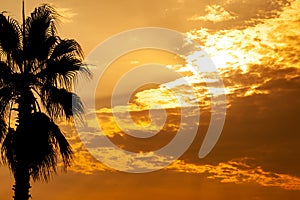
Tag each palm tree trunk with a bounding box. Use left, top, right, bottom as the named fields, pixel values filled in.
left=13, top=94, right=32, bottom=200
left=13, top=101, right=31, bottom=200
left=13, top=165, right=31, bottom=200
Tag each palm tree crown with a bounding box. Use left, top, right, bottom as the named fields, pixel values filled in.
left=0, top=4, right=90, bottom=200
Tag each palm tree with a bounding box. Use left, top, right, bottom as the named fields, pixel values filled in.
left=0, top=2, right=90, bottom=200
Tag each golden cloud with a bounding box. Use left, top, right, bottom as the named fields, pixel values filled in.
left=186, top=0, right=300, bottom=100
left=168, top=158, right=300, bottom=191
left=188, top=5, right=237, bottom=23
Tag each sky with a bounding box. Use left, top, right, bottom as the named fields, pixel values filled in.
left=1, top=0, right=300, bottom=199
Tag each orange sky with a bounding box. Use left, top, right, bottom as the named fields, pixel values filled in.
left=1, top=0, right=300, bottom=199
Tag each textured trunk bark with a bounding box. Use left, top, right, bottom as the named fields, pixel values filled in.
left=13, top=165, right=31, bottom=200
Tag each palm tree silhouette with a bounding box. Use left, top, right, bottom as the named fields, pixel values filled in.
left=0, top=2, right=90, bottom=200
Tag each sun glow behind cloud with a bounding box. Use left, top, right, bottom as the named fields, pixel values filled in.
left=80, top=0, right=300, bottom=123
left=0, top=1, right=299, bottom=200
left=74, top=0, right=300, bottom=170
left=112, top=0, right=300, bottom=114
left=62, top=0, right=300, bottom=192
left=184, top=0, right=300, bottom=98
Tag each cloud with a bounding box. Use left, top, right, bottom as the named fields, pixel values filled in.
left=188, top=5, right=237, bottom=23
left=168, top=157, right=300, bottom=191
left=55, top=7, right=78, bottom=23
left=60, top=122, right=187, bottom=173
left=64, top=138, right=300, bottom=191
left=186, top=0, right=300, bottom=100
left=111, top=0, right=300, bottom=114
left=57, top=124, right=110, bottom=174
left=74, top=105, right=202, bottom=153
left=84, top=147, right=180, bottom=173
left=68, top=142, right=110, bottom=174
left=64, top=0, right=300, bottom=182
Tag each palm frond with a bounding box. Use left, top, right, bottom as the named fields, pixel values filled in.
left=41, top=86, right=84, bottom=120
left=20, top=112, right=72, bottom=181
left=0, top=61, right=14, bottom=85
left=0, top=87, right=13, bottom=116
left=0, top=13, right=22, bottom=61
left=49, top=122, right=73, bottom=168
left=1, top=112, right=71, bottom=181
left=0, top=118, right=6, bottom=143
left=50, top=38, right=84, bottom=60
left=1, top=128, right=16, bottom=170
left=39, top=55, right=90, bottom=90
left=39, top=35, right=60, bottom=65
left=25, top=4, right=59, bottom=62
